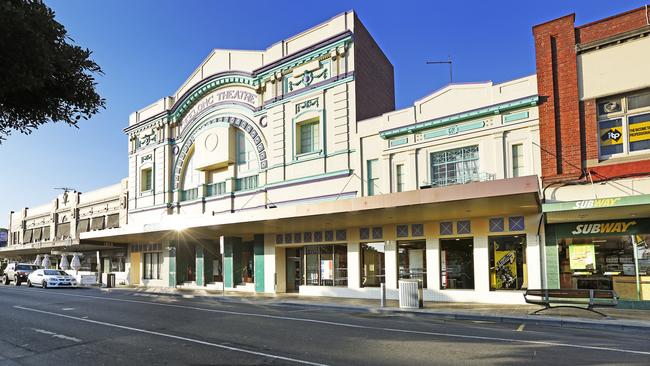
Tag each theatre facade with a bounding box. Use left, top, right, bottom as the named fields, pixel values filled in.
left=4, top=11, right=545, bottom=304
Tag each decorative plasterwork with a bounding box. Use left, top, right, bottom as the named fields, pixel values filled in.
left=379, top=95, right=540, bottom=139
left=171, top=116, right=268, bottom=190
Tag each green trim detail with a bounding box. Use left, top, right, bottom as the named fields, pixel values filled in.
left=503, top=111, right=529, bottom=123
left=262, top=75, right=354, bottom=111
left=389, top=137, right=408, bottom=147
left=256, top=36, right=352, bottom=80
left=423, top=121, right=486, bottom=140
left=171, top=75, right=256, bottom=123
left=264, top=169, right=351, bottom=189
left=543, top=194, right=650, bottom=213
left=224, top=241, right=233, bottom=288
left=380, top=95, right=539, bottom=139
left=254, top=234, right=265, bottom=293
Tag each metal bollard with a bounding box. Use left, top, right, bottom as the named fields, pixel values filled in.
left=380, top=283, right=386, bottom=307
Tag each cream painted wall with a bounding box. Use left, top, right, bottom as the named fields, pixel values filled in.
left=578, top=37, right=650, bottom=100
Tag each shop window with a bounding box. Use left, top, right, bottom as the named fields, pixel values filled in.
left=430, top=145, right=479, bottom=187
left=396, top=164, right=405, bottom=192
left=367, top=159, right=380, bottom=196
left=440, top=238, right=474, bottom=290
left=489, top=235, right=527, bottom=290
left=360, top=228, right=370, bottom=240
left=396, top=225, right=409, bottom=238
left=304, top=244, right=347, bottom=286
left=141, top=167, right=153, bottom=192
left=511, top=143, right=524, bottom=177
left=557, top=234, right=650, bottom=293
left=398, top=240, right=427, bottom=288
left=361, top=242, right=385, bottom=287
left=296, top=117, right=320, bottom=155
left=597, top=89, right=650, bottom=159
left=372, top=227, right=383, bottom=239
left=143, top=252, right=162, bottom=280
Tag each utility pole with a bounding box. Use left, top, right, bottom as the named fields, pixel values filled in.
left=426, top=56, right=453, bottom=84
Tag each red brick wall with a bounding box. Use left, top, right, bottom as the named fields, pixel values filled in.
left=577, top=7, right=650, bottom=44
left=353, top=15, right=395, bottom=121
left=533, top=6, right=650, bottom=184
left=533, top=14, right=582, bottom=182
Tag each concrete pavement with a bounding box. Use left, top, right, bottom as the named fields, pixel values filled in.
left=0, top=285, right=649, bottom=365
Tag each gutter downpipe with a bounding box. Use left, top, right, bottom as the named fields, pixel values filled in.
left=537, top=212, right=547, bottom=289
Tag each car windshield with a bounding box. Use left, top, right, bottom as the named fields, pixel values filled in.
left=16, top=265, right=38, bottom=271
left=44, top=270, right=68, bottom=276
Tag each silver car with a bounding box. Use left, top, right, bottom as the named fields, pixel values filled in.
left=27, top=269, right=78, bottom=288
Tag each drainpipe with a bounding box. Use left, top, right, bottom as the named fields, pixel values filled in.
left=631, top=235, right=641, bottom=301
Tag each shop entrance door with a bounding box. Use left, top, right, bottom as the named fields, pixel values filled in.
left=286, top=248, right=303, bottom=292
left=130, top=252, right=140, bottom=285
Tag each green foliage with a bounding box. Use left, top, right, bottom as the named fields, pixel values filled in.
left=0, top=0, right=105, bottom=140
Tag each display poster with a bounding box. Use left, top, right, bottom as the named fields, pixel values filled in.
left=600, top=126, right=623, bottom=146
left=494, top=250, right=517, bottom=289
left=320, top=259, right=333, bottom=280
left=629, top=119, right=650, bottom=142
left=569, top=244, right=596, bottom=271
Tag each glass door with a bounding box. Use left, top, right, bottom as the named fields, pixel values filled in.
left=286, top=248, right=303, bottom=292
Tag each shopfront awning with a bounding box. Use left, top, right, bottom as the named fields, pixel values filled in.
left=80, top=175, right=541, bottom=244
left=0, top=239, right=126, bottom=258
left=543, top=194, right=650, bottom=224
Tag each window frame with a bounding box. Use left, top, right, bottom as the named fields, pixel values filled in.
left=360, top=242, right=386, bottom=288
left=143, top=251, right=162, bottom=280
left=488, top=234, right=527, bottom=291
left=439, top=237, right=475, bottom=290
left=395, top=163, right=405, bottom=192
left=511, top=143, right=525, bottom=178
left=428, top=145, right=480, bottom=187
left=597, top=89, right=650, bottom=160
left=367, top=159, right=380, bottom=196
left=296, top=117, right=321, bottom=156
left=140, top=167, right=153, bottom=193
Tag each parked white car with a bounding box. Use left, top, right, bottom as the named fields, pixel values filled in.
left=27, top=269, right=78, bottom=288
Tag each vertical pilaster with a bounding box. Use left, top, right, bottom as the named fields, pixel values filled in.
left=254, top=234, right=265, bottom=293
left=347, top=241, right=360, bottom=288
left=224, top=239, right=234, bottom=288
left=195, top=245, right=204, bottom=286
left=168, top=241, right=177, bottom=287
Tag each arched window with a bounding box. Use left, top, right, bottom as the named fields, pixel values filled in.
left=236, top=130, right=259, bottom=175
left=181, top=151, right=202, bottom=190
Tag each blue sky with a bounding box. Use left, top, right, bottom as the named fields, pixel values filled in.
left=0, top=0, right=647, bottom=227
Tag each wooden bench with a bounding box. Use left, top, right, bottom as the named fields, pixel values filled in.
left=524, top=289, right=618, bottom=317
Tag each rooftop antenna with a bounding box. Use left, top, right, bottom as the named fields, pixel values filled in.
left=54, top=187, right=77, bottom=193
left=426, top=55, right=453, bottom=84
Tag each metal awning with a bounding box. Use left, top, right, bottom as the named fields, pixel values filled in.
left=79, top=176, right=541, bottom=244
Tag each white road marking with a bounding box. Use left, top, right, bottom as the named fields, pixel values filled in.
left=516, top=323, right=526, bottom=332
left=62, top=308, right=75, bottom=311
left=32, top=328, right=82, bottom=343
left=4, top=287, right=650, bottom=356
left=19, top=306, right=326, bottom=366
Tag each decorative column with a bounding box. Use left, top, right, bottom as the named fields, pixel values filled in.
left=223, top=237, right=234, bottom=289
left=168, top=241, right=177, bottom=287
left=195, top=245, right=204, bottom=286
left=253, top=234, right=265, bottom=293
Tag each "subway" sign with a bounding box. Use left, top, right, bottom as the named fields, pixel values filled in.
left=571, top=221, right=636, bottom=235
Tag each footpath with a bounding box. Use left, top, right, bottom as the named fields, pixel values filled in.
left=100, top=286, right=650, bottom=333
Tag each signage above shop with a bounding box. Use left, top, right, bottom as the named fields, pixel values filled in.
left=552, top=218, right=650, bottom=237
left=543, top=194, right=650, bottom=213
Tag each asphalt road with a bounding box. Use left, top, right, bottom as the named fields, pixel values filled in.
left=0, top=285, right=648, bottom=365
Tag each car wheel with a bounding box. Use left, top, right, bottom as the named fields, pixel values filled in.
left=27, top=280, right=33, bottom=287
left=2, top=276, right=7, bottom=285
left=14, top=276, right=20, bottom=286
left=42, top=281, right=47, bottom=289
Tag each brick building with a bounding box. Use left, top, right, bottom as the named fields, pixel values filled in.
left=535, top=6, right=650, bottom=301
